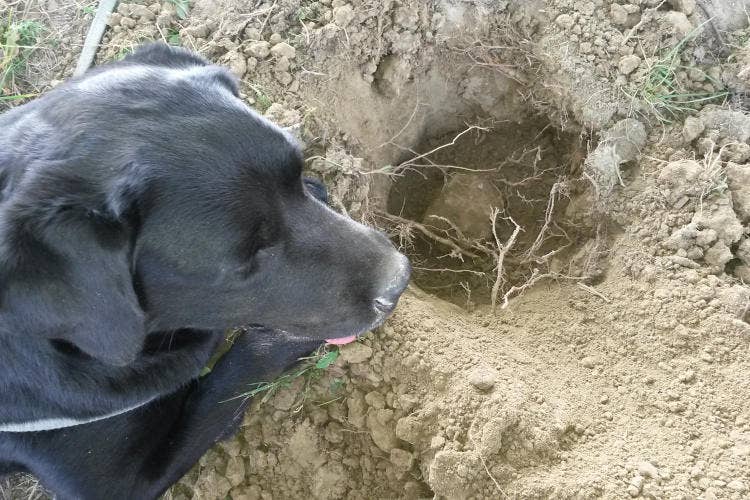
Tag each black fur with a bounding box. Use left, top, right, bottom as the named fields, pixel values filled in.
left=0, top=44, right=410, bottom=499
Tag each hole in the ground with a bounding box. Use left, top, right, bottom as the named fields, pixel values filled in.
left=380, top=118, right=596, bottom=308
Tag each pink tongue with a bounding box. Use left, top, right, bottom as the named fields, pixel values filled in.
left=326, top=335, right=357, bottom=345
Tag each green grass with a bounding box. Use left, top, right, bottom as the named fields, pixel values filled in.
left=1, top=12, right=44, bottom=101
left=82, top=3, right=98, bottom=16
left=636, top=22, right=729, bottom=122
left=296, top=4, right=321, bottom=23
left=114, top=45, right=135, bottom=60
left=166, top=27, right=181, bottom=46
left=229, top=345, right=342, bottom=410
left=166, top=0, right=190, bottom=20
left=0, top=92, right=36, bottom=101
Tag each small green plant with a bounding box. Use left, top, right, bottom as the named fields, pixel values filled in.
left=297, top=4, right=320, bottom=23
left=114, top=45, right=135, bottom=60
left=82, top=3, right=98, bottom=16
left=636, top=22, right=729, bottom=122
left=166, top=0, right=190, bottom=20
left=247, top=82, right=273, bottom=112
left=167, top=27, right=181, bottom=46
left=0, top=11, right=44, bottom=102
left=230, top=345, right=341, bottom=409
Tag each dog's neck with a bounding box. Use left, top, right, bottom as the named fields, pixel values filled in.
left=0, top=396, right=155, bottom=433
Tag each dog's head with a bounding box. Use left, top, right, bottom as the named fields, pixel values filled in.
left=0, top=44, right=410, bottom=366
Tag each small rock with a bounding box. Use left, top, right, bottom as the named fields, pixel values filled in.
left=682, top=116, right=705, bottom=143
left=120, top=17, right=137, bottom=29
left=246, top=40, right=270, bottom=59
left=275, top=55, right=290, bottom=73
left=275, top=71, right=293, bottom=86
left=182, top=24, right=210, bottom=39
left=367, top=410, right=399, bottom=452
left=686, top=247, right=703, bottom=260
left=324, top=422, right=344, bottom=443
left=678, top=369, right=696, bottom=383
left=726, top=163, right=750, bottom=222
left=108, top=12, right=123, bottom=27
left=225, top=456, right=246, bottom=487
left=244, top=27, right=262, bottom=40
left=727, top=480, right=747, bottom=492
left=264, top=103, right=301, bottom=127
left=270, top=41, right=296, bottom=59
left=581, top=356, right=598, bottom=369
left=430, top=435, right=446, bottom=449
left=628, top=475, right=644, bottom=497
left=618, top=54, right=641, bottom=75
left=705, top=490, right=720, bottom=500
left=269, top=33, right=283, bottom=45
left=610, top=4, right=628, bottom=25
left=246, top=57, right=258, bottom=72
left=700, top=107, right=750, bottom=142
left=365, top=391, right=386, bottom=409
left=389, top=448, right=414, bottom=471
left=130, top=4, right=155, bottom=21
left=555, top=13, right=575, bottom=29
left=637, top=461, right=659, bottom=479
left=340, top=342, right=373, bottom=364
left=468, top=364, right=499, bottom=391
left=665, top=10, right=693, bottom=38
left=226, top=51, right=247, bottom=78
left=671, top=0, right=695, bottom=15
left=333, top=4, right=355, bottom=27
left=704, top=241, right=733, bottom=268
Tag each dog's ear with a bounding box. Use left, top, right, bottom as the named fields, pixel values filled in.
left=122, top=42, right=209, bottom=68
left=121, top=43, right=241, bottom=97
left=0, top=175, right=146, bottom=367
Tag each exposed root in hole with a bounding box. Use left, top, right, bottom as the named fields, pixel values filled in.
left=489, top=209, right=520, bottom=314
left=380, top=119, right=600, bottom=308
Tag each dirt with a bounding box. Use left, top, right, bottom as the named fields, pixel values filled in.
left=4, top=0, right=750, bottom=499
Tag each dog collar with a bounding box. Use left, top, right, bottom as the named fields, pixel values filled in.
left=0, top=397, right=154, bottom=433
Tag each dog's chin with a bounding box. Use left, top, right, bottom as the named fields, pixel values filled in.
left=254, top=309, right=393, bottom=346
left=324, top=310, right=392, bottom=345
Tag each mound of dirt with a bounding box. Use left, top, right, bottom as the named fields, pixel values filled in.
left=4, top=0, right=750, bottom=499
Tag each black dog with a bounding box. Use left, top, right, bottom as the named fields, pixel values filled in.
left=0, top=44, right=410, bottom=499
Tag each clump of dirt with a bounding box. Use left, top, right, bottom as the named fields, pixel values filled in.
left=4, top=0, right=750, bottom=499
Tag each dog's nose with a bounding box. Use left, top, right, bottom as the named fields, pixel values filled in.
left=373, top=253, right=411, bottom=314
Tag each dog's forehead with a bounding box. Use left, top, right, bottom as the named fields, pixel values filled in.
left=71, top=60, right=303, bottom=177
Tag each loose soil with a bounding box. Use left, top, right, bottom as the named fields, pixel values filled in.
left=2, top=0, right=750, bottom=499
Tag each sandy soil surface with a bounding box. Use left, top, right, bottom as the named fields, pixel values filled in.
left=2, top=0, right=750, bottom=499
